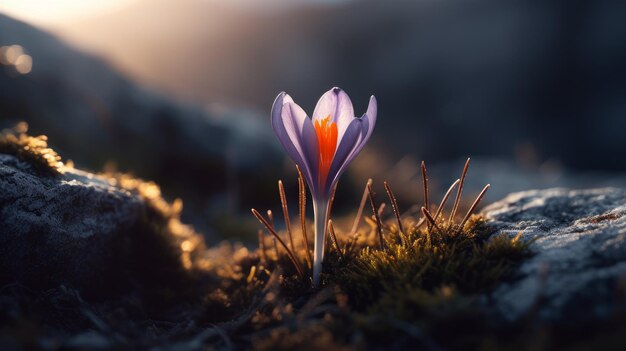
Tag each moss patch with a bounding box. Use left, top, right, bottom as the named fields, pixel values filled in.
left=330, top=214, right=531, bottom=310
left=201, top=161, right=535, bottom=349
left=0, top=122, right=63, bottom=176
left=223, top=210, right=532, bottom=350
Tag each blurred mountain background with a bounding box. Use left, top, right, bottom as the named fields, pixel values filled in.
left=2, top=0, right=626, bottom=241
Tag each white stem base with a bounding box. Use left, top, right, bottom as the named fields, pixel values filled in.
left=312, top=200, right=328, bottom=287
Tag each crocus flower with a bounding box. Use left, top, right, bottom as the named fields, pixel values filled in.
left=271, top=87, right=377, bottom=286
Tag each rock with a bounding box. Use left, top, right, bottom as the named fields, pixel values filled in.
left=0, top=153, right=203, bottom=299
left=483, top=188, right=626, bottom=325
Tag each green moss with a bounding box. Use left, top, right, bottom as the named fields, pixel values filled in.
left=208, top=204, right=533, bottom=350
left=329, top=214, right=531, bottom=311
left=0, top=123, right=63, bottom=176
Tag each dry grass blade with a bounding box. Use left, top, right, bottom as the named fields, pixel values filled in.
left=449, top=157, right=471, bottom=225
left=278, top=180, right=296, bottom=251
left=458, top=184, right=491, bottom=231
left=433, top=179, right=460, bottom=222
left=384, top=181, right=406, bottom=240
left=367, top=182, right=385, bottom=250
left=251, top=208, right=304, bottom=279
left=350, top=179, right=372, bottom=236
left=323, top=183, right=338, bottom=253
left=267, top=210, right=275, bottom=230
left=267, top=210, right=276, bottom=255
left=421, top=161, right=429, bottom=212
left=421, top=206, right=443, bottom=233
left=415, top=216, right=426, bottom=229
left=297, top=165, right=312, bottom=269
left=377, top=202, right=386, bottom=218
left=421, top=161, right=433, bottom=232
left=258, top=229, right=267, bottom=264
left=328, top=220, right=344, bottom=259
left=328, top=182, right=338, bottom=217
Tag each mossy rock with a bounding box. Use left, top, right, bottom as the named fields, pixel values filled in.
left=0, top=129, right=205, bottom=302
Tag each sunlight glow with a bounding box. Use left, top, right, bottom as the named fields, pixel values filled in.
left=0, top=0, right=139, bottom=26
left=0, top=0, right=349, bottom=27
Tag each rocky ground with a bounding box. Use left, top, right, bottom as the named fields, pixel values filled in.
left=484, top=188, right=626, bottom=325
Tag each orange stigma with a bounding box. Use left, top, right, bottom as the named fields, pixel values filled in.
left=314, top=115, right=338, bottom=188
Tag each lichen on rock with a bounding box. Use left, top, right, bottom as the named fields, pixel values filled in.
left=483, top=188, right=626, bottom=324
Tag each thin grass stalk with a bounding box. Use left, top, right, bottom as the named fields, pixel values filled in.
left=421, top=161, right=429, bottom=212
left=421, top=161, right=430, bottom=230
left=328, top=220, right=344, bottom=259
left=433, top=179, right=460, bottom=222
left=278, top=180, right=296, bottom=251
left=267, top=209, right=276, bottom=254
left=367, top=182, right=385, bottom=250
left=318, top=183, right=338, bottom=264
left=449, top=158, right=470, bottom=224
left=296, top=166, right=312, bottom=269
left=251, top=208, right=304, bottom=279
left=377, top=202, right=386, bottom=218
left=350, top=179, right=372, bottom=236
left=267, top=210, right=274, bottom=230
left=422, top=206, right=443, bottom=234
left=458, top=184, right=490, bottom=232
left=328, top=182, right=338, bottom=217
left=384, top=181, right=406, bottom=243
left=415, top=216, right=426, bottom=229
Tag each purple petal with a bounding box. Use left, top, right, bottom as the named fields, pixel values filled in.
left=271, top=92, right=319, bottom=194
left=339, top=96, right=377, bottom=167
left=326, top=95, right=378, bottom=191
left=282, top=102, right=319, bottom=173
left=312, top=87, right=355, bottom=139
left=324, top=119, right=364, bottom=194
left=364, top=95, right=377, bottom=141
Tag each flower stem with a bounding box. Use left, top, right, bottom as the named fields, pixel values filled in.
left=312, top=199, right=328, bottom=287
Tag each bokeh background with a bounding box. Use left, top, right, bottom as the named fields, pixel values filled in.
left=2, top=0, right=625, bottom=242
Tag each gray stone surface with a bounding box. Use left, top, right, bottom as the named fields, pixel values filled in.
left=483, top=188, right=626, bottom=324
left=0, top=153, right=192, bottom=297
left=0, top=154, right=140, bottom=239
